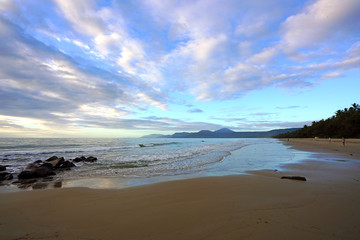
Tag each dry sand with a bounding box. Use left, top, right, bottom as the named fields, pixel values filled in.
left=1, top=139, right=360, bottom=240
left=281, top=138, right=360, bottom=159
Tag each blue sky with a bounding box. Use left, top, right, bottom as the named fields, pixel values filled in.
left=0, top=0, right=359, bottom=137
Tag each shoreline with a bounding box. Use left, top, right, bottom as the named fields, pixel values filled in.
left=1, top=140, right=360, bottom=239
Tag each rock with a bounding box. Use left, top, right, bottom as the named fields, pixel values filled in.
left=281, top=176, right=307, bottom=181
left=13, top=179, right=37, bottom=185
left=42, top=176, right=54, bottom=182
left=34, top=160, right=43, bottom=164
left=26, top=161, right=43, bottom=170
left=40, top=162, right=54, bottom=170
left=18, top=167, right=55, bottom=179
left=59, top=160, right=75, bottom=170
left=18, top=170, right=38, bottom=179
left=73, top=156, right=97, bottom=163
left=73, top=156, right=86, bottom=162
left=0, top=165, right=6, bottom=171
left=53, top=181, right=62, bottom=188
left=32, top=182, right=49, bottom=190
left=46, top=157, right=65, bottom=169
left=33, top=167, right=56, bottom=177
left=0, top=172, right=13, bottom=181
left=46, top=156, right=59, bottom=162
left=85, top=156, right=97, bottom=162
left=26, top=163, right=37, bottom=170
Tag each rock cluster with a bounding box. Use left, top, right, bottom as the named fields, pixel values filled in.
left=0, top=164, right=13, bottom=181
left=0, top=155, right=97, bottom=189
left=73, top=156, right=98, bottom=163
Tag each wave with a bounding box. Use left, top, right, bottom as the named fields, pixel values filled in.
left=138, top=142, right=179, bottom=148
left=0, top=143, right=83, bottom=150
left=0, top=145, right=137, bottom=158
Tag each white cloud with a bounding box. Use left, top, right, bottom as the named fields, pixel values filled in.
left=72, top=40, right=90, bottom=50
left=247, top=47, right=279, bottom=64
left=282, top=0, right=360, bottom=49
left=54, top=0, right=105, bottom=36
left=94, top=33, right=122, bottom=57
left=136, top=93, right=167, bottom=111
left=0, top=0, right=15, bottom=11
left=236, top=17, right=268, bottom=37
left=321, top=72, right=341, bottom=80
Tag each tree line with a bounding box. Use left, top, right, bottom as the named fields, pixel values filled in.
left=275, top=103, right=360, bottom=138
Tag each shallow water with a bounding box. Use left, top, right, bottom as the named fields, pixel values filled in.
left=0, top=138, right=313, bottom=191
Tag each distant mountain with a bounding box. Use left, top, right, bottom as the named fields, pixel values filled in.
left=141, top=128, right=300, bottom=138
left=214, top=128, right=235, bottom=134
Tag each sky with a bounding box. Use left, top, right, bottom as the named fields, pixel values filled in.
left=0, top=0, right=359, bottom=138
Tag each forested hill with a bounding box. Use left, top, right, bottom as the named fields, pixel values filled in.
left=275, top=103, right=360, bottom=138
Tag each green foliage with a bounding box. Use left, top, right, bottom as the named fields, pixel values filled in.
left=276, top=103, right=360, bottom=138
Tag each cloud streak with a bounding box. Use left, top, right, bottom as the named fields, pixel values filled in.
left=0, top=0, right=359, bottom=136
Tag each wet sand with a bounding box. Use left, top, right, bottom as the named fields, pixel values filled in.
left=0, top=140, right=360, bottom=240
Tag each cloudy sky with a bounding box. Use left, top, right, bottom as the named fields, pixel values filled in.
left=0, top=0, right=359, bottom=137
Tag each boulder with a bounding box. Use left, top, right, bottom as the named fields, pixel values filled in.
left=53, top=181, right=62, bottom=188
left=73, top=156, right=97, bottom=163
left=0, top=165, right=6, bottom=171
left=46, top=156, right=59, bottom=162
left=26, top=161, right=43, bottom=171
left=0, top=172, right=13, bottom=181
left=18, top=167, right=55, bottom=179
left=33, top=167, right=56, bottom=177
left=40, top=162, right=54, bottom=170
left=13, top=179, right=37, bottom=185
left=32, top=182, right=49, bottom=190
left=46, top=157, right=65, bottom=169
left=59, top=161, right=75, bottom=170
left=281, top=176, right=307, bottom=181
left=73, top=156, right=86, bottom=162
left=18, top=170, right=38, bottom=179
left=85, top=156, right=97, bottom=162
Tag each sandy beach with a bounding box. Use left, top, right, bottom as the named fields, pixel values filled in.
left=1, top=139, right=360, bottom=240
left=281, top=138, right=360, bottom=160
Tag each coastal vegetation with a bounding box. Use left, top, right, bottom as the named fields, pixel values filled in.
left=276, top=103, right=360, bottom=138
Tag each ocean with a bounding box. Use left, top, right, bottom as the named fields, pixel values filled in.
left=0, top=138, right=308, bottom=191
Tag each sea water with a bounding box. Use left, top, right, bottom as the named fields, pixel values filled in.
left=0, top=138, right=308, bottom=190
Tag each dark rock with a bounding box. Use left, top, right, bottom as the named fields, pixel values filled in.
left=46, top=156, right=59, bottom=162
left=0, top=172, right=13, bottom=181
left=0, top=165, right=6, bottom=171
left=85, top=156, right=97, bottom=162
left=73, top=156, right=86, bottom=162
left=33, top=167, right=56, bottom=177
left=73, top=156, right=97, bottom=163
left=26, top=161, right=43, bottom=170
left=40, top=162, right=54, bottom=170
left=60, top=160, right=75, bottom=169
left=42, top=176, right=54, bottom=182
left=18, top=184, right=32, bottom=189
left=18, top=170, right=38, bottom=179
left=47, top=157, right=65, bottom=169
left=53, top=181, right=62, bottom=188
left=18, top=167, right=55, bottom=179
left=32, top=182, right=49, bottom=190
left=281, top=176, right=307, bottom=181
left=34, top=160, right=43, bottom=164
left=13, top=179, right=37, bottom=185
